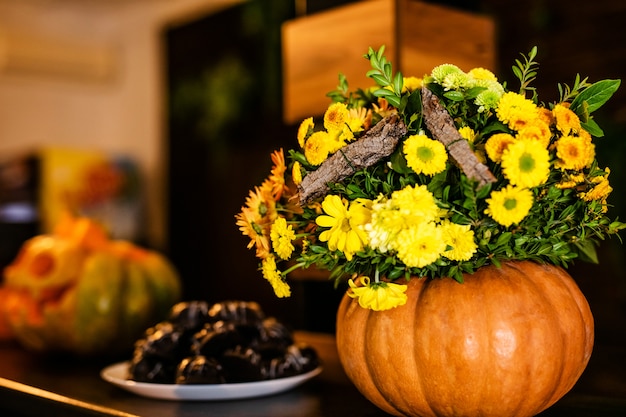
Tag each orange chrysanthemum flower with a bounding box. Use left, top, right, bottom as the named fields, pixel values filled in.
left=265, top=149, right=288, bottom=200
left=553, top=103, right=582, bottom=135
left=485, top=133, right=516, bottom=162
left=554, top=134, right=595, bottom=170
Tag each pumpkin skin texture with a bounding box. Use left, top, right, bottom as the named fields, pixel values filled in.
left=335, top=261, right=594, bottom=417
left=1, top=216, right=182, bottom=356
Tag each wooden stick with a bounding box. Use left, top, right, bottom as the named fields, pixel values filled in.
left=297, top=113, right=407, bottom=206
left=421, top=87, right=496, bottom=187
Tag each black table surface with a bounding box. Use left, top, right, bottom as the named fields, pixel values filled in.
left=0, top=331, right=625, bottom=417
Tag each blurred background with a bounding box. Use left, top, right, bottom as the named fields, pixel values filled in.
left=0, top=0, right=625, bottom=346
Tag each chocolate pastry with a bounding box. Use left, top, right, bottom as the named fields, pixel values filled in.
left=168, top=300, right=211, bottom=333
left=135, top=321, right=186, bottom=361
left=191, top=321, right=244, bottom=358
left=219, top=346, right=264, bottom=383
left=128, top=352, right=177, bottom=384
left=176, top=355, right=225, bottom=384
left=263, top=343, right=319, bottom=379
left=207, top=300, right=265, bottom=325
left=254, top=317, right=294, bottom=359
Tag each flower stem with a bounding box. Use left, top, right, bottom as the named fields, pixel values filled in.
left=281, top=262, right=307, bottom=277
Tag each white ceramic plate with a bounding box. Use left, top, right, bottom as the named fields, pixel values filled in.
left=100, top=361, right=322, bottom=401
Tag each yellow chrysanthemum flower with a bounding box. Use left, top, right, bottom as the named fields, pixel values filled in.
left=581, top=169, right=613, bottom=206
left=365, top=186, right=441, bottom=254
left=340, top=125, right=356, bottom=143
left=325, top=127, right=348, bottom=154
left=365, top=201, right=402, bottom=253
left=555, top=173, right=586, bottom=189
left=501, top=138, right=550, bottom=188
left=403, top=76, right=423, bottom=92
left=485, top=185, right=534, bottom=227
left=261, top=255, right=291, bottom=298
left=303, top=130, right=332, bottom=166
left=468, top=67, right=497, bottom=81
left=554, top=134, right=595, bottom=170
left=316, top=195, right=371, bottom=261
left=395, top=222, right=445, bottom=268
left=458, top=126, right=477, bottom=143
left=291, top=161, right=303, bottom=185
left=270, top=217, right=296, bottom=260
left=347, top=276, right=408, bottom=311
left=324, top=102, right=348, bottom=131
left=583, top=177, right=612, bottom=202
left=297, top=117, right=314, bottom=148
left=457, top=126, right=488, bottom=161
left=485, top=133, right=515, bottom=162
left=496, top=92, right=539, bottom=131
left=348, top=107, right=372, bottom=132
left=552, top=103, right=582, bottom=135
left=441, top=220, right=477, bottom=261
left=390, top=185, right=440, bottom=222
left=403, top=134, right=448, bottom=176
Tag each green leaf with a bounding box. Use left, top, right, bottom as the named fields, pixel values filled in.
left=443, top=91, right=465, bottom=102
left=404, top=89, right=422, bottom=118
left=376, top=45, right=385, bottom=61
left=384, top=63, right=393, bottom=80
left=389, top=147, right=411, bottom=174
left=374, top=89, right=396, bottom=98
left=494, top=232, right=513, bottom=247
left=393, top=72, right=403, bottom=95
left=386, top=95, right=401, bottom=109
left=574, top=240, right=599, bottom=263
left=475, top=184, right=492, bottom=199
left=309, top=244, right=329, bottom=254
left=481, top=120, right=509, bottom=136
left=464, top=86, right=486, bottom=100
left=581, top=119, right=604, bottom=137
left=570, top=79, right=621, bottom=115
left=370, top=74, right=389, bottom=86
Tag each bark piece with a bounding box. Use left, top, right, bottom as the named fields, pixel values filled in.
left=297, top=114, right=407, bottom=206
left=421, top=87, right=496, bottom=187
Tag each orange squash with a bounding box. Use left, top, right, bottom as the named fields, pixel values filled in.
left=336, top=261, right=594, bottom=417
left=0, top=287, right=24, bottom=341
left=0, top=215, right=182, bottom=355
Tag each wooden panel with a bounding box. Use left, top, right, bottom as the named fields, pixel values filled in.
left=282, top=0, right=395, bottom=124
left=282, top=0, right=495, bottom=124
left=397, top=0, right=495, bottom=76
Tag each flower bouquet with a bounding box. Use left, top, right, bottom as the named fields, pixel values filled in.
left=236, top=45, right=623, bottom=311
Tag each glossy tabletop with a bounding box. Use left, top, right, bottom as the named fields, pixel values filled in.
left=0, top=331, right=625, bottom=417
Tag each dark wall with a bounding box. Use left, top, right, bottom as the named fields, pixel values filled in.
left=164, top=1, right=349, bottom=331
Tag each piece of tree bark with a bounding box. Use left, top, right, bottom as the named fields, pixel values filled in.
left=421, top=87, right=496, bottom=187
left=297, top=113, right=407, bottom=206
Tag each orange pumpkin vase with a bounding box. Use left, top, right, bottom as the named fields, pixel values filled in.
left=335, top=261, right=594, bottom=417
